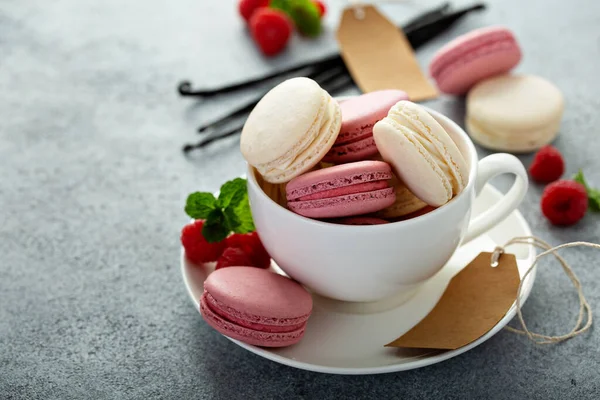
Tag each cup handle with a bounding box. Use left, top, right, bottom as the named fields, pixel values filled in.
left=463, top=153, right=529, bottom=244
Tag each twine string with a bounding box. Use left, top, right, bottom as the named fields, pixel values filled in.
left=491, top=236, right=598, bottom=344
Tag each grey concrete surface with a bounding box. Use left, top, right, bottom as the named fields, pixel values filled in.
left=1, top=0, right=599, bottom=398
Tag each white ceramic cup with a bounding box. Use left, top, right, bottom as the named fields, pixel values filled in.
left=247, top=106, right=528, bottom=302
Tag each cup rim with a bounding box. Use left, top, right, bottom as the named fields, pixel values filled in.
left=247, top=104, right=478, bottom=231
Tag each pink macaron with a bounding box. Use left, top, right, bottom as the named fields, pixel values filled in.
left=200, top=267, right=313, bottom=347
left=286, top=160, right=396, bottom=219
left=323, top=90, right=409, bottom=163
left=429, top=26, right=522, bottom=95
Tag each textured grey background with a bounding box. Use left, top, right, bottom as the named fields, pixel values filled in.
left=1, top=0, right=599, bottom=398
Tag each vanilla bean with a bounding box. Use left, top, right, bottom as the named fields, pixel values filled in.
left=198, top=65, right=347, bottom=133
left=405, top=3, right=486, bottom=48
left=178, top=56, right=340, bottom=98
left=402, top=2, right=450, bottom=32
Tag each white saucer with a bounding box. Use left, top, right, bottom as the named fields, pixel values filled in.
left=181, top=184, right=536, bottom=375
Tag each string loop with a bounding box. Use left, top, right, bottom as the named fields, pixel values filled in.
left=495, top=236, right=598, bottom=344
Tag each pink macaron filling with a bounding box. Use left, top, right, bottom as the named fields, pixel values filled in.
left=286, top=161, right=396, bottom=219
left=288, top=187, right=396, bottom=219
left=204, top=291, right=309, bottom=333
left=323, top=136, right=378, bottom=163
left=200, top=294, right=306, bottom=347
left=296, top=180, right=389, bottom=201
left=324, top=90, right=408, bottom=163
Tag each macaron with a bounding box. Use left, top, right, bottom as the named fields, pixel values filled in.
left=286, top=160, right=396, bottom=219
left=466, top=74, right=564, bottom=152
left=200, top=267, right=313, bottom=347
left=241, top=77, right=342, bottom=183
left=254, top=172, right=288, bottom=207
left=374, top=174, right=427, bottom=219
left=323, top=90, right=409, bottom=163
left=373, top=101, right=469, bottom=207
left=429, top=26, right=521, bottom=95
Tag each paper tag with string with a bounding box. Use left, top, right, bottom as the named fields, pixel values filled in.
left=386, top=237, right=597, bottom=350
left=336, top=2, right=438, bottom=100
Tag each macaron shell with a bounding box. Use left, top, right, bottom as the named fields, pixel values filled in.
left=204, top=267, right=313, bottom=320
left=200, top=293, right=306, bottom=347
left=374, top=119, right=452, bottom=206
left=288, top=187, right=395, bottom=219
left=467, top=74, right=564, bottom=129
left=323, top=135, right=378, bottom=163
left=466, top=115, right=560, bottom=153
left=375, top=175, right=427, bottom=218
left=242, top=78, right=342, bottom=184
left=336, top=90, right=410, bottom=143
left=259, top=96, right=342, bottom=183
left=429, top=26, right=521, bottom=95
left=296, top=180, right=389, bottom=201
left=286, top=160, right=392, bottom=200
left=241, top=77, right=325, bottom=165
left=205, top=292, right=307, bottom=332
left=374, top=101, right=469, bottom=207
left=323, top=90, right=409, bottom=163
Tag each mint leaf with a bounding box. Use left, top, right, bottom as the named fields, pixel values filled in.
left=217, top=178, right=247, bottom=209
left=588, top=188, right=600, bottom=212
left=232, top=193, right=255, bottom=233
left=573, top=169, right=587, bottom=187
left=185, top=192, right=216, bottom=219
left=222, top=207, right=241, bottom=232
left=573, top=169, right=600, bottom=212
left=184, top=176, right=256, bottom=242
left=202, top=209, right=230, bottom=243
left=290, top=0, right=321, bottom=37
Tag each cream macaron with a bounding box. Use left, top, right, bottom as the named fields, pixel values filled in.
left=374, top=174, right=427, bottom=219
left=241, top=77, right=341, bottom=183
left=466, top=74, right=564, bottom=152
left=373, top=101, right=469, bottom=207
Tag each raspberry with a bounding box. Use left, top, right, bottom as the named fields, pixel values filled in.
left=238, top=0, right=269, bottom=23
left=181, top=220, right=227, bottom=264
left=216, top=247, right=255, bottom=270
left=249, top=8, right=293, bottom=56
left=313, top=0, right=327, bottom=17
left=541, top=180, right=588, bottom=226
left=227, top=232, right=271, bottom=269
left=529, top=145, right=565, bottom=183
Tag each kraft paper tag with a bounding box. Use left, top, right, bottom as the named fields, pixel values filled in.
left=386, top=252, right=520, bottom=350
left=336, top=5, right=438, bottom=101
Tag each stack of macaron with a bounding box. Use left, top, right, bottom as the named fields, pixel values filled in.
left=429, top=26, right=564, bottom=153
left=240, top=77, right=470, bottom=223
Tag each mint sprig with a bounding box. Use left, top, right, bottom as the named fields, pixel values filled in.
left=573, top=169, right=600, bottom=212
left=271, top=0, right=321, bottom=37
left=184, top=178, right=256, bottom=243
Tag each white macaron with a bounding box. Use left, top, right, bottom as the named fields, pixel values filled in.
left=466, top=74, right=564, bottom=152
left=240, top=77, right=341, bottom=183
left=373, top=101, right=469, bottom=207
